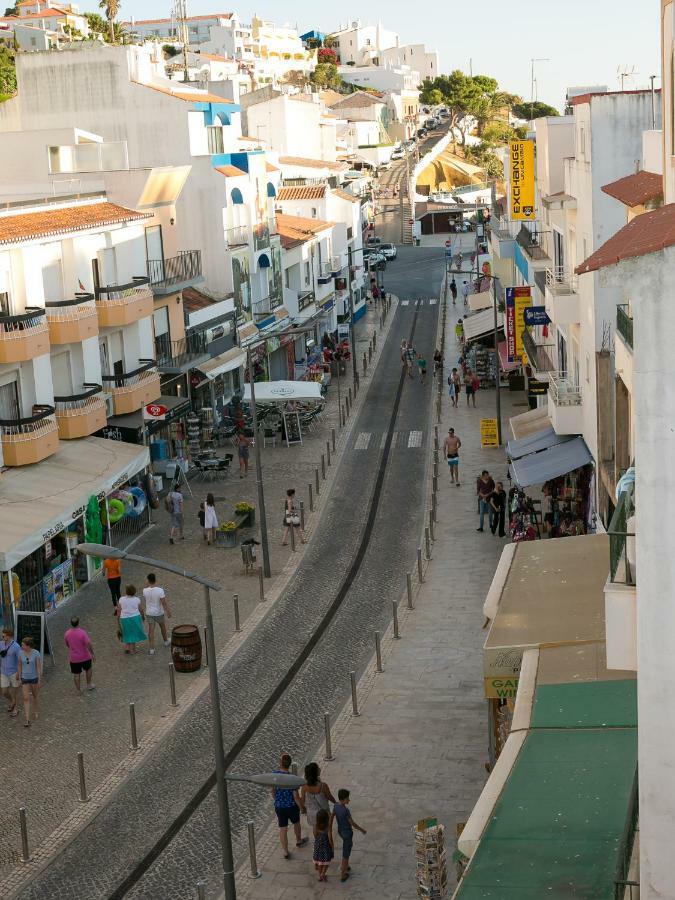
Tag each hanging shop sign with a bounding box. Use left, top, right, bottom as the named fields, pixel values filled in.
left=523, top=306, right=550, bottom=326
left=505, top=286, right=532, bottom=363
left=143, top=402, right=169, bottom=422
left=480, top=418, right=499, bottom=448
left=509, top=139, right=536, bottom=221
left=528, top=378, right=549, bottom=397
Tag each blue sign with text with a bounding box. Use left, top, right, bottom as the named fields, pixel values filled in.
left=523, top=306, right=550, bottom=326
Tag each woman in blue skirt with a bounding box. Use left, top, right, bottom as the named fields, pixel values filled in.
left=117, top=585, right=147, bottom=654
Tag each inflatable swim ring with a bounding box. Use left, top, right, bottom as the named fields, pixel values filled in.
left=101, top=498, right=126, bottom=525
left=127, top=486, right=147, bottom=518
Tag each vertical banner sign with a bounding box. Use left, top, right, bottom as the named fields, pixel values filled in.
left=514, top=286, right=532, bottom=362
left=510, top=139, right=536, bottom=221
left=505, top=288, right=516, bottom=362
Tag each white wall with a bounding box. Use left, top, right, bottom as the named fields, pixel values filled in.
left=339, top=65, right=417, bottom=93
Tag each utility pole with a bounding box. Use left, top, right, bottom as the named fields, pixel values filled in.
left=530, top=58, right=549, bottom=119
left=492, top=274, right=502, bottom=446
left=650, top=74, right=658, bottom=130
left=246, top=347, right=271, bottom=578
left=176, top=0, right=190, bottom=83
left=347, top=246, right=358, bottom=383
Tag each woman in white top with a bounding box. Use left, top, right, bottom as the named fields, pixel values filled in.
left=204, top=492, right=218, bottom=545
left=299, top=762, right=335, bottom=837
left=117, top=585, right=147, bottom=654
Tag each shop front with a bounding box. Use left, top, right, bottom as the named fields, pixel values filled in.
left=190, top=347, right=245, bottom=422
left=0, top=437, right=150, bottom=628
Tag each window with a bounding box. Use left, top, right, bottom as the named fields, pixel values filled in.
left=0, top=379, right=20, bottom=421
left=311, top=207, right=317, bottom=218
left=579, top=124, right=586, bottom=157
left=304, top=261, right=310, bottom=284
left=585, top=352, right=591, bottom=383
left=284, top=268, right=290, bottom=288
left=0, top=290, right=10, bottom=317
left=207, top=127, right=224, bottom=154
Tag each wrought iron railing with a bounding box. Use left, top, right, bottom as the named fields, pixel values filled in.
left=545, top=265, right=578, bottom=294
left=0, top=404, right=57, bottom=438
left=617, top=304, right=633, bottom=350
left=147, top=250, right=202, bottom=289
left=517, top=225, right=550, bottom=260
left=95, top=276, right=151, bottom=302
left=608, top=480, right=636, bottom=586
left=0, top=307, right=48, bottom=336
left=101, top=360, right=158, bottom=390
left=522, top=329, right=556, bottom=372
left=613, top=769, right=639, bottom=899
left=155, top=332, right=208, bottom=368
left=548, top=371, right=582, bottom=407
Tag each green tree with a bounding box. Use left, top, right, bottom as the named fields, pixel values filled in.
left=420, top=86, right=442, bottom=106
left=162, top=43, right=179, bottom=57
left=98, top=0, right=120, bottom=43
left=85, top=11, right=107, bottom=35
left=310, top=62, right=342, bottom=90
left=3, top=3, right=17, bottom=15
left=0, top=60, right=16, bottom=98
left=511, top=99, right=559, bottom=120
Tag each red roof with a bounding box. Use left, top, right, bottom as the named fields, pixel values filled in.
left=576, top=202, right=675, bottom=275
left=601, top=170, right=663, bottom=208
left=0, top=201, right=151, bottom=246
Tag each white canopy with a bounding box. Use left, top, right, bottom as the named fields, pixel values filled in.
left=242, top=380, right=323, bottom=403
left=198, top=348, right=246, bottom=380
left=463, top=308, right=504, bottom=342
left=468, top=291, right=493, bottom=312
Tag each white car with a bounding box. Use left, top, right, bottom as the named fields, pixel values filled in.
left=380, top=243, right=397, bottom=260
left=378, top=160, right=392, bottom=171
left=391, top=149, right=404, bottom=160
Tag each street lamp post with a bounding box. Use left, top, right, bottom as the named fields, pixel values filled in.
left=246, top=347, right=271, bottom=578
left=347, top=245, right=359, bottom=384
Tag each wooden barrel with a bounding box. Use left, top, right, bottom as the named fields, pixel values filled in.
left=171, top=624, right=202, bottom=673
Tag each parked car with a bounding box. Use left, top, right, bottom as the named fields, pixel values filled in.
left=366, top=236, right=382, bottom=248
left=391, top=148, right=404, bottom=160
left=378, top=160, right=392, bottom=171
left=416, top=128, right=427, bottom=138
left=380, top=243, right=397, bottom=260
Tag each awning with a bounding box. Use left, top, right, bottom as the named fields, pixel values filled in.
left=0, top=437, right=149, bottom=570
left=196, top=347, right=245, bottom=380
left=509, top=404, right=550, bottom=439
left=511, top=435, right=593, bottom=487
left=497, top=341, right=520, bottom=373
left=106, top=395, right=190, bottom=432
left=468, top=291, right=492, bottom=311
left=242, top=380, right=323, bottom=403
left=463, top=307, right=504, bottom=343
left=506, top=424, right=574, bottom=461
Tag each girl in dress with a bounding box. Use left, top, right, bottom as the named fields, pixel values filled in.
left=204, top=493, right=218, bottom=545
left=313, top=808, right=333, bottom=882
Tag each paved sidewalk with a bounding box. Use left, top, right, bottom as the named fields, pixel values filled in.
left=0, top=301, right=394, bottom=884
left=237, top=300, right=523, bottom=899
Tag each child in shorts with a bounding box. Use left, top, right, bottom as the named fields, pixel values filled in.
left=331, top=788, right=367, bottom=882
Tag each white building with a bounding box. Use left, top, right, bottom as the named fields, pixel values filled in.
left=0, top=0, right=90, bottom=45
left=242, top=90, right=337, bottom=161
left=328, top=92, right=394, bottom=165
left=378, top=43, right=439, bottom=82
left=123, top=13, right=234, bottom=45
left=330, top=20, right=399, bottom=67
left=338, top=62, right=419, bottom=94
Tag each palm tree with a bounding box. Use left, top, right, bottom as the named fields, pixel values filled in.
left=99, top=0, right=120, bottom=44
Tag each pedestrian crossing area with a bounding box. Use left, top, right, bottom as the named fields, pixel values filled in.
left=400, top=298, right=438, bottom=307
left=353, top=430, right=426, bottom=451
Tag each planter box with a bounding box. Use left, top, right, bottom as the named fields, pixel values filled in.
left=216, top=530, right=238, bottom=548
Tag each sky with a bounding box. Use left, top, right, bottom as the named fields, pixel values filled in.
left=128, top=0, right=661, bottom=110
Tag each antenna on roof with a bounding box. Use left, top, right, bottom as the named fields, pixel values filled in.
left=617, top=65, right=639, bottom=91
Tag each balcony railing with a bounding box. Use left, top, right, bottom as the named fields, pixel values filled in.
left=225, top=225, right=249, bottom=248
left=101, top=360, right=161, bottom=415
left=54, top=384, right=106, bottom=439
left=298, top=290, right=314, bottom=311
left=0, top=404, right=59, bottom=466
left=45, top=294, right=97, bottom=343
left=549, top=371, right=582, bottom=407
left=0, top=307, right=50, bottom=363
left=48, top=141, right=129, bottom=174
left=517, top=225, right=550, bottom=261
left=147, top=251, right=202, bottom=291
left=101, top=360, right=157, bottom=390
left=95, top=277, right=153, bottom=327
left=608, top=480, right=636, bottom=586
left=96, top=276, right=151, bottom=303
left=252, top=296, right=271, bottom=319
left=522, top=328, right=556, bottom=373
left=617, top=304, right=633, bottom=350
left=545, top=266, right=578, bottom=295
left=491, top=216, right=519, bottom=240
left=154, top=332, right=208, bottom=369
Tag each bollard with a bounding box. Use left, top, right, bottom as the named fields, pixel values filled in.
left=169, top=662, right=178, bottom=707
left=326, top=440, right=331, bottom=467
left=129, top=702, right=139, bottom=750
left=290, top=519, right=296, bottom=552
left=393, top=600, right=400, bottom=639
left=363, top=353, right=367, bottom=376
left=247, top=821, right=261, bottom=879
left=432, top=475, right=438, bottom=495
left=432, top=493, right=438, bottom=524
left=406, top=571, right=414, bottom=610
left=417, top=546, right=424, bottom=583
left=196, top=881, right=206, bottom=900
left=429, top=510, right=435, bottom=543
left=350, top=671, right=360, bottom=716
left=299, top=500, right=305, bottom=532
left=369, top=343, right=373, bottom=363
left=315, top=467, right=320, bottom=496
left=349, top=386, right=353, bottom=405
left=233, top=593, right=241, bottom=631
left=373, top=331, right=377, bottom=349
left=19, top=807, right=29, bottom=863
left=434, top=424, right=439, bottom=447
left=332, top=427, right=336, bottom=452
left=375, top=631, right=383, bottom=672
left=425, top=526, right=432, bottom=561
left=324, top=712, right=334, bottom=761
left=291, top=762, right=298, bottom=776
left=308, top=483, right=314, bottom=512
left=77, top=752, right=88, bottom=803
left=321, top=453, right=326, bottom=481
left=203, top=625, right=209, bottom=666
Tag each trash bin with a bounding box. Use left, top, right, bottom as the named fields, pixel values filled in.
left=171, top=624, right=202, bottom=672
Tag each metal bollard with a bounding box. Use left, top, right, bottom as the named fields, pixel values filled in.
left=326, top=440, right=331, bottom=466
left=233, top=593, right=241, bottom=631
left=324, top=712, right=334, bottom=760
left=321, top=453, right=326, bottom=481
left=373, top=331, right=377, bottom=349
left=77, top=752, right=88, bottom=803
left=258, top=566, right=265, bottom=601
left=169, top=662, right=178, bottom=707
left=332, top=427, right=336, bottom=452
left=425, top=526, right=432, bottom=561
left=350, top=671, right=360, bottom=716
left=196, top=881, right=206, bottom=900
left=363, top=353, right=367, bottom=375
left=349, top=386, right=353, bottom=405
left=369, top=343, right=373, bottom=363
left=129, top=702, right=139, bottom=751
left=429, top=510, right=435, bottom=543
left=434, top=424, right=439, bottom=448
left=19, top=807, right=29, bottom=863
left=247, top=821, right=261, bottom=879
left=291, top=762, right=298, bottom=775
left=432, top=475, right=438, bottom=495
left=308, top=483, right=314, bottom=512
left=375, top=631, right=383, bottom=672
left=417, top=546, right=424, bottom=583
left=290, top=519, right=296, bottom=552
left=299, top=500, right=305, bottom=532
left=406, top=571, right=414, bottom=610
left=203, top=626, right=208, bottom=666
left=315, top=467, right=320, bottom=496
left=393, top=600, right=400, bottom=639
left=432, top=493, right=438, bottom=523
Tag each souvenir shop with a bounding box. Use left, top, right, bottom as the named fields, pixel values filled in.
left=0, top=438, right=150, bottom=628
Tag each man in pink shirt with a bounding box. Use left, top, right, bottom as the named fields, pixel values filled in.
left=64, top=616, right=95, bottom=693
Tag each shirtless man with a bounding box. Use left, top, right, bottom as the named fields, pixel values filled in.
left=443, top=427, right=462, bottom=486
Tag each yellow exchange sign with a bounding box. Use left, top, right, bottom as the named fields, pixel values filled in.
left=510, top=139, right=535, bottom=220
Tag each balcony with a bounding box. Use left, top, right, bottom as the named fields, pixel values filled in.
left=225, top=225, right=249, bottom=248
left=96, top=278, right=153, bottom=328
left=318, top=258, right=341, bottom=284
left=522, top=328, right=556, bottom=375
left=147, top=250, right=204, bottom=296
left=101, top=361, right=161, bottom=415
left=490, top=216, right=518, bottom=259
left=0, top=308, right=50, bottom=363
left=252, top=296, right=271, bottom=320
left=605, top=481, right=636, bottom=670
left=298, top=290, right=314, bottom=311
left=45, top=294, right=98, bottom=344
left=616, top=304, right=633, bottom=350
left=516, top=225, right=550, bottom=262
left=0, top=404, right=59, bottom=466
left=48, top=141, right=129, bottom=174
left=154, top=332, right=209, bottom=373
left=547, top=371, right=583, bottom=434
left=54, top=385, right=107, bottom=440
left=544, top=266, right=580, bottom=324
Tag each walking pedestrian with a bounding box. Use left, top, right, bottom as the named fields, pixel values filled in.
left=461, top=280, right=470, bottom=306
left=450, top=278, right=457, bottom=304
left=198, top=501, right=206, bottom=540
left=272, top=752, right=308, bottom=859
left=465, top=367, right=477, bottom=407
left=142, top=573, right=171, bottom=656
left=166, top=484, right=184, bottom=545
left=405, top=341, right=417, bottom=378
left=416, top=352, right=427, bottom=384
left=64, top=617, right=95, bottom=693
left=452, top=367, right=462, bottom=407
left=471, top=372, right=480, bottom=407
left=103, top=556, right=122, bottom=610
left=447, top=373, right=456, bottom=405
left=0, top=626, right=20, bottom=718
left=299, top=762, right=336, bottom=837
left=433, top=348, right=443, bottom=378
left=17, top=636, right=41, bottom=727
left=235, top=428, right=251, bottom=478
left=117, top=585, right=147, bottom=654
left=489, top=481, right=507, bottom=537
left=455, top=319, right=464, bottom=344
left=204, top=492, right=218, bottom=545
left=443, top=428, right=462, bottom=486
left=313, top=808, right=334, bottom=883
left=331, top=788, right=367, bottom=883
left=281, top=488, right=306, bottom=545
left=476, top=470, right=496, bottom=532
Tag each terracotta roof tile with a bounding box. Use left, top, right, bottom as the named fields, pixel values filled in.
left=278, top=155, right=347, bottom=172
left=332, top=187, right=361, bottom=204
left=601, top=170, right=663, bottom=208
left=277, top=185, right=326, bottom=201
left=134, top=82, right=236, bottom=105
left=182, top=286, right=221, bottom=312
left=276, top=212, right=336, bottom=249
left=0, top=201, right=151, bottom=246
left=330, top=91, right=384, bottom=109
left=200, top=52, right=229, bottom=62
left=576, top=202, right=675, bottom=275
left=214, top=165, right=247, bottom=178
left=265, top=162, right=279, bottom=173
